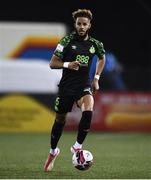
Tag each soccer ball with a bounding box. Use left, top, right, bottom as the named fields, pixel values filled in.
left=72, top=150, right=93, bottom=171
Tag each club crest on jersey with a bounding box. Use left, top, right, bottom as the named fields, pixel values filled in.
left=71, top=45, right=77, bottom=50
left=89, top=46, right=95, bottom=53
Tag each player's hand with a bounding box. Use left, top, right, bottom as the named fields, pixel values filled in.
left=68, top=61, right=80, bottom=70
left=91, top=79, right=99, bottom=94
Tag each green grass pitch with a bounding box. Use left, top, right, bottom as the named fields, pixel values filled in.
left=0, top=132, right=151, bottom=179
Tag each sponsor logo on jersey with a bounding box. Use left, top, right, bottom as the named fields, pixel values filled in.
left=56, top=44, right=64, bottom=52
left=76, top=54, right=89, bottom=65
left=89, top=46, right=95, bottom=53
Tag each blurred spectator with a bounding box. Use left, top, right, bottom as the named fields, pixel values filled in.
left=90, top=51, right=127, bottom=91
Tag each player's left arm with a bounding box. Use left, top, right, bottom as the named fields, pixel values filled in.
left=91, top=55, right=105, bottom=93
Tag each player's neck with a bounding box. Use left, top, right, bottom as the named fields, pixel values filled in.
left=75, top=33, right=89, bottom=41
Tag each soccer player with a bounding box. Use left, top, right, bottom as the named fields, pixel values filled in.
left=44, top=9, right=105, bottom=172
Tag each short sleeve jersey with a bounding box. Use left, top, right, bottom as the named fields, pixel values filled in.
left=54, top=33, right=105, bottom=92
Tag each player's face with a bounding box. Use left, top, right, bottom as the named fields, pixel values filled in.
left=75, top=17, right=91, bottom=36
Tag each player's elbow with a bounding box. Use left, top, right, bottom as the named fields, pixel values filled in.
left=49, top=62, right=55, bottom=69
left=49, top=62, right=52, bottom=69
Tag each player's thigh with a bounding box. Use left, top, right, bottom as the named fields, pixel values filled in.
left=78, top=94, right=94, bottom=111
left=54, top=95, right=74, bottom=113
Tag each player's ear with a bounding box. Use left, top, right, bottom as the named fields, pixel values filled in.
left=89, top=23, right=91, bottom=29
left=74, top=22, right=77, bottom=29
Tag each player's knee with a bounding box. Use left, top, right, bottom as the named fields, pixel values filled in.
left=81, top=103, right=93, bottom=111
left=80, top=96, right=94, bottom=111
left=80, top=111, right=93, bottom=131
left=56, top=113, right=67, bottom=124
left=83, top=106, right=93, bottom=111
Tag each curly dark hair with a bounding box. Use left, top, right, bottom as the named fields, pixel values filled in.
left=72, top=9, right=92, bottom=21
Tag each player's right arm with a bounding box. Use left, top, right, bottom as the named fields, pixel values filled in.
left=49, top=55, right=63, bottom=69
left=49, top=55, right=80, bottom=70
left=49, top=35, right=80, bottom=70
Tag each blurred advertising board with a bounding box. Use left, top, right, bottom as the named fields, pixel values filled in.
left=65, top=93, right=151, bottom=132
left=0, top=94, right=55, bottom=133
left=0, top=22, right=66, bottom=133
left=0, top=22, right=66, bottom=59
left=0, top=93, right=151, bottom=133
left=0, top=60, right=61, bottom=93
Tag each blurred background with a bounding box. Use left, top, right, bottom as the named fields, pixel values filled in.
left=0, top=0, right=151, bottom=133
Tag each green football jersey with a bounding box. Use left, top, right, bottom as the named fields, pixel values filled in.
left=54, top=33, right=105, bottom=92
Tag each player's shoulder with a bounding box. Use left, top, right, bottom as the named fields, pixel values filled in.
left=89, top=36, right=104, bottom=47
left=59, top=34, right=74, bottom=46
